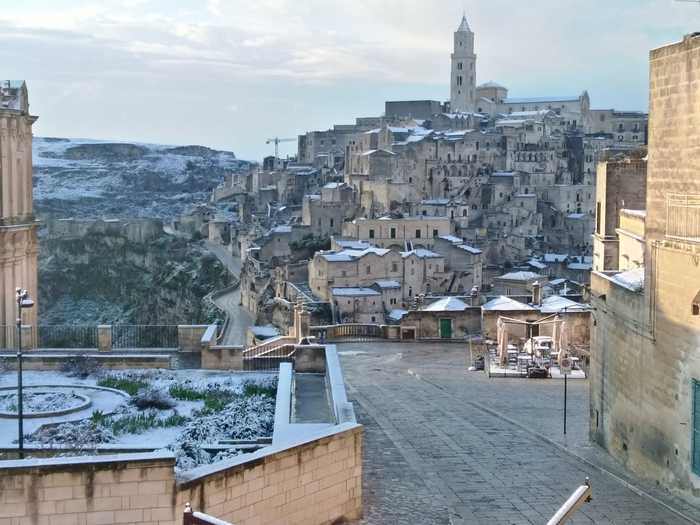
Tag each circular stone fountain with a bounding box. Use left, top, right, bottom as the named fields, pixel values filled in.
left=0, top=385, right=128, bottom=419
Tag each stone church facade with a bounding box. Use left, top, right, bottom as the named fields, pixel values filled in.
left=0, top=81, right=39, bottom=345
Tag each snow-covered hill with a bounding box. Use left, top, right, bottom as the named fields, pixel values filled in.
left=33, top=137, right=251, bottom=219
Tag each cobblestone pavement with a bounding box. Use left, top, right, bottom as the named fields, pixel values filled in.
left=338, top=342, right=700, bottom=525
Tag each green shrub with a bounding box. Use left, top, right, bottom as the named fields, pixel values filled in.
left=91, top=410, right=106, bottom=424
left=108, top=411, right=187, bottom=435
left=168, top=385, right=205, bottom=401
left=243, top=383, right=277, bottom=398
left=97, top=377, right=147, bottom=396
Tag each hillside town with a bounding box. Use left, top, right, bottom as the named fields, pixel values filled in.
left=2, top=6, right=700, bottom=525
left=199, top=16, right=645, bottom=349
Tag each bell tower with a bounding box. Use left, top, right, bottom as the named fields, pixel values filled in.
left=450, top=15, right=476, bottom=113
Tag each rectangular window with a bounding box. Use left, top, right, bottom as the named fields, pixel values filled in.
left=693, top=379, right=700, bottom=475
left=596, top=202, right=602, bottom=234
left=330, top=218, right=334, bottom=228
left=369, top=229, right=375, bottom=239
left=392, top=262, right=398, bottom=272
left=433, top=229, right=438, bottom=238
left=390, top=227, right=396, bottom=239
left=415, top=229, right=421, bottom=239
left=366, top=265, right=371, bottom=275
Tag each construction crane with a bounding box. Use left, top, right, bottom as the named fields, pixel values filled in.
left=265, top=137, right=296, bottom=159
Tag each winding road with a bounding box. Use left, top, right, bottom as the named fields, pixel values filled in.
left=204, top=241, right=253, bottom=346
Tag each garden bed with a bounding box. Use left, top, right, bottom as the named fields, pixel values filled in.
left=0, top=369, right=277, bottom=471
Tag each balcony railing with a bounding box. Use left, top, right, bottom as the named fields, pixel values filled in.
left=666, top=193, right=700, bottom=242
left=112, top=325, right=178, bottom=349
left=0, top=324, right=180, bottom=350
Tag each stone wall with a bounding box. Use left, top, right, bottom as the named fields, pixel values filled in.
left=400, top=308, right=481, bottom=339
left=0, top=425, right=363, bottom=525
left=0, top=451, right=177, bottom=524
left=177, top=424, right=362, bottom=525
left=0, top=352, right=172, bottom=370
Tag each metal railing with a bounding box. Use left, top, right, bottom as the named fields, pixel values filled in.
left=243, top=343, right=296, bottom=371
left=183, top=503, right=233, bottom=525
left=112, top=325, right=178, bottom=349
left=547, top=478, right=592, bottom=524
left=666, top=193, right=700, bottom=242
left=37, top=325, right=98, bottom=349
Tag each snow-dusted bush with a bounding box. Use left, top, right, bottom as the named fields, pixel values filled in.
left=28, top=419, right=115, bottom=449
left=170, top=394, right=274, bottom=470
left=130, top=388, right=175, bottom=410
left=59, top=354, right=102, bottom=378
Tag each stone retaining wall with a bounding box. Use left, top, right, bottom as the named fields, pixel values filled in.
left=0, top=426, right=363, bottom=525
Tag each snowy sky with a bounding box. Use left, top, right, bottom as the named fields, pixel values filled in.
left=2, top=0, right=698, bottom=160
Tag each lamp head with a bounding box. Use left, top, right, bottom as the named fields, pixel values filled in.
left=20, top=298, right=34, bottom=309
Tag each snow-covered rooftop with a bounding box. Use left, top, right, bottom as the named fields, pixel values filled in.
left=610, top=266, right=644, bottom=292
left=567, top=262, right=592, bottom=271
left=528, top=259, right=548, bottom=270
left=504, top=95, right=580, bottom=104
left=374, top=280, right=401, bottom=289
left=401, top=249, right=443, bottom=259
left=478, top=81, right=507, bottom=89
left=456, top=244, right=482, bottom=255
left=422, top=199, right=450, bottom=206
left=439, top=234, right=463, bottom=244
left=544, top=253, right=568, bottom=263
left=497, top=271, right=542, bottom=281
left=621, top=208, right=646, bottom=218
left=334, top=239, right=371, bottom=250
left=331, top=287, right=381, bottom=297
left=320, top=247, right=390, bottom=262
left=388, top=309, right=408, bottom=321
left=539, top=295, right=590, bottom=313
left=482, top=296, right=536, bottom=311
left=423, top=297, right=469, bottom=312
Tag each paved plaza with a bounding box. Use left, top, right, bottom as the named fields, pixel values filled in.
left=338, top=342, right=700, bottom=525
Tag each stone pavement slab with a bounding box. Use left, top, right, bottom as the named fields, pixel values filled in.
left=338, top=342, right=700, bottom=525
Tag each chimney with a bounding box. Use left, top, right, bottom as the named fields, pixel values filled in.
left=532, top=281, right=542, bottom=306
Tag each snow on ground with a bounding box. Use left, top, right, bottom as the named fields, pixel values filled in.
left=0, top=391, right=82, bottom=413
left=32, top=137, right=248, bottom=218
left=0, top=369, right=277, bottom=471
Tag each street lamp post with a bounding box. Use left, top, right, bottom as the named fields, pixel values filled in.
left=15, top=287, right=34, bottom=460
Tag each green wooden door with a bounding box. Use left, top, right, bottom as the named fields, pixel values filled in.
left=693, top=380, right=700, bottom=475
left=440, top=319, right=452, bottom=338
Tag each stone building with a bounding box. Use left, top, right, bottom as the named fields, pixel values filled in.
left=308, top=247, right=402, bottom=302
left=592, top=156, right=647, bottom=272
left=0, top=80, right=39, bottom=344
left=331, top=287, right=384, bottom=324
left=385, top=100, right=444, bottom=120
left=302, top=182, right=357, bottom=237
left=399, top=296, right=482, bottom=339
left=341, top=216, right=452, bottom=250
left=589, top=33, right=700, bottom=503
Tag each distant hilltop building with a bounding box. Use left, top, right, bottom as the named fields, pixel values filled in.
left=0, top=80, right=39, bottom=344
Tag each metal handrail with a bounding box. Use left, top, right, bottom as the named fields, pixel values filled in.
left=546, top=478, right=592, bottom=525
left=183, top=503, right=233, bottom=525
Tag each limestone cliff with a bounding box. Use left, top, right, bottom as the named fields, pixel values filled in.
left=39, top=230, right=231, bottom=325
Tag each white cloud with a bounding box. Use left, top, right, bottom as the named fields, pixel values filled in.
left=2, top=0, right=699, bottom=159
